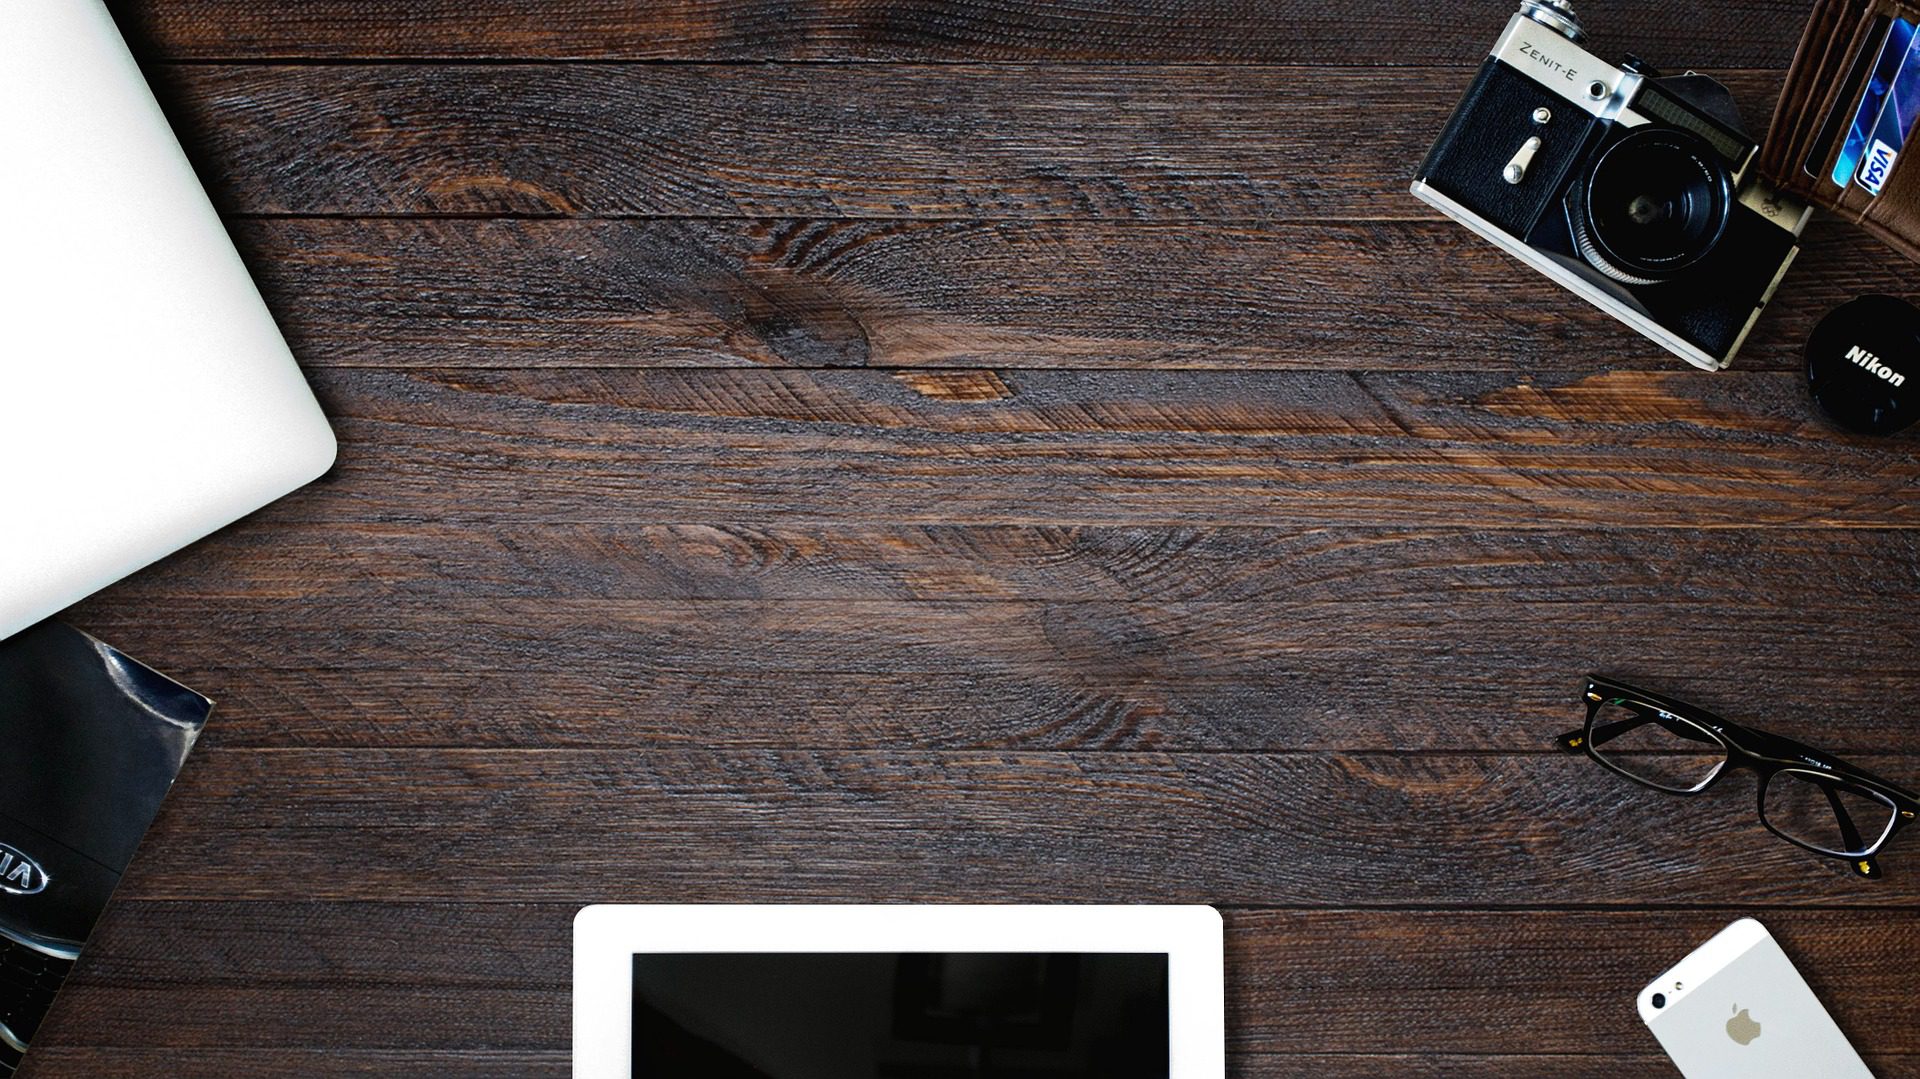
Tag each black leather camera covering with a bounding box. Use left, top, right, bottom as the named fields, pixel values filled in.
left=1419, top=59, right=1598, bottom=236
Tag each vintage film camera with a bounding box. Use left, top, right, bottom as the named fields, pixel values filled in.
left=1411, top=1, right=1811, bottom=370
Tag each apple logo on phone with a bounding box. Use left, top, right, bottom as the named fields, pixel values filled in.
left=1727, top=1004, right=1763, bottom=1046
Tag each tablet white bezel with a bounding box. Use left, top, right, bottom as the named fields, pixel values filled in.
left=574, top=904, right=1224, bottom=1079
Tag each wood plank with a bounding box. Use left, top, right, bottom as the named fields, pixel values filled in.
left=67, top=586, right=1920, bottom=752
left=110, top=750, right=1920, bottom=905
left=1235, top=1056, right=1920, bottom=1078
left=112, top=659, right=1920, bottom=754
left=33, top=905, right=1920, bottom=1060
left=27, top=1048, right=1918, bottom=1079
left=161, top=366, right=1920, bottom=527
left=1238, top=1054, right=1918, bottom=1078
left=114, top=0, right=1813, bottom=65
left=98, top=522, right=1920, bottom=605
left=231, top=218, right=1906, bottom=371
left=1229, top=910, right=1920, bottom=1057
left=73, top=522, right=1920, bottom=754
left=152, top=66, right=1786, bottom=220
left=20, top=1049, right=567, bottom=1078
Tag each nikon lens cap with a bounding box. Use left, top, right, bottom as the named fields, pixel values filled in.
left=1807, top=295, right=1920, bottom=435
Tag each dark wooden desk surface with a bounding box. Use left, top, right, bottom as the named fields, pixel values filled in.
left=30, top=1, right=1920, bottom=1075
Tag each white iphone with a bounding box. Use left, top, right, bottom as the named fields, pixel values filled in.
left=1640, top=918, right=1871, bottom=1078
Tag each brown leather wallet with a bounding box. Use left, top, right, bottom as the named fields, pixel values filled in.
left=1762, top=0, right=1920, bottom=261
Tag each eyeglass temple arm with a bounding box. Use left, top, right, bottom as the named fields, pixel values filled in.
left=1762, top=731, right=1920, bottom=809
left=1558, top=712, right=1718, bottom=753
left=1819, top=781, right=1883, bottom=879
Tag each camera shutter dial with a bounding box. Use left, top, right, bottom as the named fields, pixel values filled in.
left=1518, top=0, right=1586, bottom=43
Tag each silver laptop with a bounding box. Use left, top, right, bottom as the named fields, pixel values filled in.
left=1, top=0, right=336, bottom=640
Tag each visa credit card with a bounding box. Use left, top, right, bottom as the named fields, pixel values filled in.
left=1835, top=18, right=1916, bottom=187
left=1807, top=15, right=1892, bottom=180
left=1858, top=27, right=1920, bottom=194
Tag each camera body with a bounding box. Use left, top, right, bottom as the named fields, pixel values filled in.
left=1411, top=1, right=1810, bottom=370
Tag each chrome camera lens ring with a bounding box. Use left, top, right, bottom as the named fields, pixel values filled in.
left=1569, top=127, right=1734, bottom=284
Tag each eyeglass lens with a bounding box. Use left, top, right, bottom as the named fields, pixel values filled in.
left=1586, top=700, right=1728, bottom=793
left=1762, top=769, right=1898, bottom=857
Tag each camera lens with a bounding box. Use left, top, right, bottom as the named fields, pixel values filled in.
left=1652, top=993, right=1667, bottom=1009
left=1571, top=127, right=1733, bottom=284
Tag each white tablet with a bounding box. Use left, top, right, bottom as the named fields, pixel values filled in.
left=574, top=905, right=1224, bottom=1079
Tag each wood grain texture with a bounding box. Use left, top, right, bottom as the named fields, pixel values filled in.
left=113, top=0, right=1813, bottom=64
left=91, top=522, right=1920, bottom=606
left=32, top=905, right=1920, bottom=1064
left=70, top=524, right=1920, bottom=750
left=198, top=366, right=1920, bottom=527
left=31, top=0, right=1920, bottom=1074
left=95, top=748, right=1920, bottom=906
left=27, top=1049, right=1919, bottom=1079
left=1238, top=1054, right=1918, bottom=1078
left=153, top=65, right=1782, bottom=221
left=99, top=659, right=1920, bottom=754
left=229, top=218, right=1910, bottom=371
left=67, top=590, right=1920, bottom=752
left=19, top=1050, right=568, bottom=1079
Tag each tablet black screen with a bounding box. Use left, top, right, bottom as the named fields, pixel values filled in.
left=631, top=951, right=1169, bottom=1078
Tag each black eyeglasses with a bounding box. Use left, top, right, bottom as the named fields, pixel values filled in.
left=1560, top=675, right=1920, bottom=880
